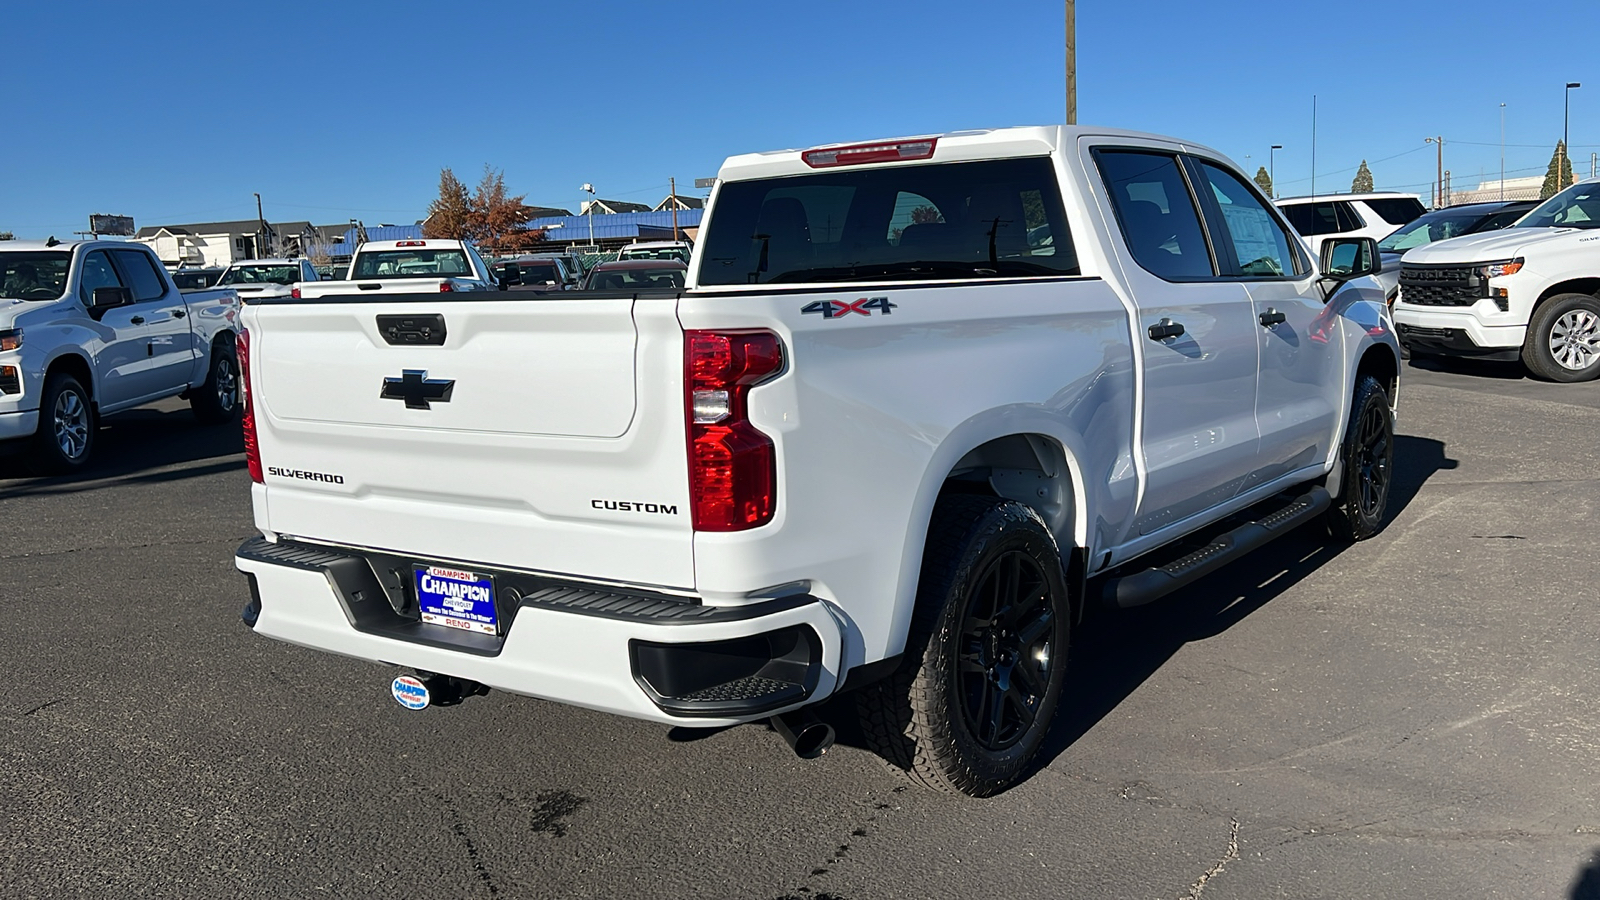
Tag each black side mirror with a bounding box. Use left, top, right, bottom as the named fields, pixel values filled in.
left=1320, top=236, right=1381, bottom=280
left=90, top=286, right=132, bottom=314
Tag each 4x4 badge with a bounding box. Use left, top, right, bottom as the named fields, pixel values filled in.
left=381, top=370, right=455, bottom=409
left=802, top=296, right=896, bottom=319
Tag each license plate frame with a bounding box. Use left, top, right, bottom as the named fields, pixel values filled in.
left=412, top=564, right=500, bottom=635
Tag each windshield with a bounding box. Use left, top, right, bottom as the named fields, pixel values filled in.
left=352, top=249, right=472, bottom=279
left=1378, top=210, right=1498, bottom=252
left=0, top=251, right=71, bottom=300
left=220, top=264, right=299, bottom=285
left=1517, top=182, right=1600, bottom=229
left=585, top=266, right=686, bottom=290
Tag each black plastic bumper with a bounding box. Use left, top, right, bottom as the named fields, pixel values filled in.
left=1397, top=324, right=1522, bottom=362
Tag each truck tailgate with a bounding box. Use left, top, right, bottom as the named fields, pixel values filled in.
left=244, top=294, right=695, bottom=589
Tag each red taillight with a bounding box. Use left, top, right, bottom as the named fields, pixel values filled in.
left=237, top=328, right=263, bottom=484
left=439, top=282, right=454, bottom=293
left=396, top=240, right=425, bottom=247
left=684, top=330, right=784, bottom=531
left=290, top=286, right=301, bottom=299
left=802, top=138, right=937, bottom=168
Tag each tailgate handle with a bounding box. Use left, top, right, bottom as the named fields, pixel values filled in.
left=376, top=314, right=448, bottom=346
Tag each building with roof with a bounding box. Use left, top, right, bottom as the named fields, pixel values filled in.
left=579, top=199, right=652, bottom=215
left=654, top=194, right=704, bottom=212
left=134, top=219, right=330, bottom=268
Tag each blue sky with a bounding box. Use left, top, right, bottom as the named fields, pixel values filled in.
left=4, top=0, right=1597, bottom=238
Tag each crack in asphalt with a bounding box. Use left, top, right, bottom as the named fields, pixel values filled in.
left=1176, top=818, right=1239, bottom=900
left=439, top=794, right=500, bottom=897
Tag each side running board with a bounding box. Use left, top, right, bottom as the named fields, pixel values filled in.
left=1101, top=487, right=1331, bottom=609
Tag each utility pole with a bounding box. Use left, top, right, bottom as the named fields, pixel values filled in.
left=1425, top=137, right=1443, bottom=207
left=254, top=192, right=266, bottom=259
left=670, top=177, right=680, bottom=242
left=1064, top=0, right=1076, bottom=125
left=1565, top=82, right=1582, bottom=191
left=1500, top=103, right=1507, bottom=200
left=1443, top=170, right=1451, bottom=206
left=1310, top=96, right=1317, bottom=200
left=1270, top=144, right=1282, bottom=199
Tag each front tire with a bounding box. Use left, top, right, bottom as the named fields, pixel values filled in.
left=1327, top=374, right=1394, bottom=542
left=857, top=495, right=1071, bottom=797
left=29, top=373, right=95, bottom=475
left=191, top=340, right=240, bottom=424
left=1522, top=293, right=1600, bottom=382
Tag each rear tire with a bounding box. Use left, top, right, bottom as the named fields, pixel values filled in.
left=856, top=495, right=1071, bottom=797
left=1327, top=375, right=1394, bottom=542
left=1522, top=293, right=1600, bottom=383
left=29, top=373, right=95, bottom=475
left=191, top=339, right=240, bottom=424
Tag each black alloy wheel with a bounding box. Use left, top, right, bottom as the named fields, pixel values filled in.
left=1327, top=374, right=1393, bottom=542
left=956, top=550, right=1055, bottom=752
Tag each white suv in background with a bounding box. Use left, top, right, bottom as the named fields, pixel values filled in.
left=1276, top=192, right=1426, bottom=257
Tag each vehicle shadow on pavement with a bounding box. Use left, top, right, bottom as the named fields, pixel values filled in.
left=1572, top=849, right=1600, bottom=900
left=0, top=407, right=241, bottom=494
left=1029, top=434, right=1456, bottom=776
left=1408, top=355, right=1528, bottom=381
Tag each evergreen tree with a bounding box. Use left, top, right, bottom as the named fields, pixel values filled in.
left=1253, top=166, right=1274, bottom=198
left=1351, top=160, right=1374, bottom=193
left=423, top=167, right=473, bottom=240
left=1541, top=142, right=1576, bottom=200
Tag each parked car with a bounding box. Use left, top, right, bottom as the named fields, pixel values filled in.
left=0, top=240, right=240, bottom=472
left=170, top=267, right=225, bottom=290
left=217, top=258, right=322, bottom=301
left=1373, top=200, right=1537, bottom=303
left=293, top=240, right=498, bottom=299
left=496, top=256, right=577, bottom=289
left=581, top=258, right=686, bottom=290
left=1276, top=192, right=1426, bottom=258
left=1394, top=179, right=1600, bottom=381
left=618, top=241, right=692, bottom=263
left=233, top=125, right=1398, bottom=796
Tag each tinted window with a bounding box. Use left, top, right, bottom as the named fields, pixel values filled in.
left=1364, top=197, right=1426, bottom=226
left=586, top=265, right=686, bottom=290
left=1479, top=208, right=1530, bottom=230
left=1282, top=202, right=1349, bottom=237
left=1198, top=161, right=1299, bottom=278
left=1334, top=202, right=1365, bottom=232
left=112, top=249, right=167, bottom=301
left=79, top=251, right=124, bottom=303
left=1095, top=150, right=1214, bottom=279
left=0, top=251, right=71, bottom=299
left=353, top=249, right=472, bottom=278
left=697, top=157, right=1079, bottom=285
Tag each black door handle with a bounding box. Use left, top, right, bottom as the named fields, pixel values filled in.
left=172, top=309, right=186, bottom=319
left=129, top=315, right=145, bottom=325
left=1259, top=309, right=1287, bottom=327
left=1147, top=319, right=1185, bottom=341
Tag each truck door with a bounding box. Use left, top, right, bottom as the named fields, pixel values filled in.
left=110, top=249, right=197, bottom=394
left=78, top=250, right=156, bottom=409
left=1185, top=159, right=1340, bottom=489
left=1091, top=148, right=1262, bottom=536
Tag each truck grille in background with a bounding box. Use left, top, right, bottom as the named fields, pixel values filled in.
left=1399, top=264, right=1484, bottom=307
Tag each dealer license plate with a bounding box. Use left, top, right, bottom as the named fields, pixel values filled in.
left=413, top=565, right=499, bottom=635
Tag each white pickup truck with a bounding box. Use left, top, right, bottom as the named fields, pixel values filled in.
left=1394, top=179, right=1600, bottom=381
left=0, top=240, right=241, bottom=473
left=217, top=258, right=322, bottom=302
left=293, top=239, right=498, bottom=299
left=234, top=126, right=1401, bottom=795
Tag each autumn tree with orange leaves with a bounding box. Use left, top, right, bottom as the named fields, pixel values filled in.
left=423, top=165, right=545, bottom=252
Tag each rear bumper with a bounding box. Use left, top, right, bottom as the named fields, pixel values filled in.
left=1393, top=306, right=1525, bottom=360
left=235, top=537, right=843, bottom=726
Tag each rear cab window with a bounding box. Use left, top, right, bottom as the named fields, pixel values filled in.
left=353, top=248, right=472, bottom=279
left=697, top=157, right=1079, bottom=286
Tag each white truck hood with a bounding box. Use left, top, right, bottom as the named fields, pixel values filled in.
left=1401, top=227, right=1585, bottom=264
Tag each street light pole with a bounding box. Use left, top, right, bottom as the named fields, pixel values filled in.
left=1500, top=102, right=1506, bottom=200
left=1426, top=137, right=1444, bottom=207
left=1270, top=145, right=1282, bottom=199
left=581, top=183, right=596, bottom=249
left=1565, top=82, right=1582, bottom=191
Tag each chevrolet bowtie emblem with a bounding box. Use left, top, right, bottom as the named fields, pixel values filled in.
left=381, top=370, right=455, bottom=409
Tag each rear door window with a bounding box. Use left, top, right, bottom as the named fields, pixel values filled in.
left=1334, top=202, right=1365, bottom=232
left=1094, top=149, right=1215, bottom=279
left=697, top=157, right=1079, bottom=285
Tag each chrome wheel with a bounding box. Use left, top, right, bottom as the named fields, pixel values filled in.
left=1549, top=309, right=1600, bottom=371
left=53, top=389, right=90, bottom=461
left=214, top=357, right=238, bottom=412
left=957, top=550, right=1055, bottom=752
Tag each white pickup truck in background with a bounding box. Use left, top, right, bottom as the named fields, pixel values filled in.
left=234, top=125, right=1400, bottom=795
left=217, top=258, right=322, bottom=302
left=293, top=239, right=499, bottom=299
left=1394, top=179, right=1600, bottom=381
left=0, top=240, right=241, bottom=472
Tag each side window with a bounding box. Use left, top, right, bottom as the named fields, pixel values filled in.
left=1335, top=202, right=1365, bottom=232
left=1480, top=209, right=1527, bottom=230
left=78, top=251, right=124, bottom=303
left=110, top=249, right=167, bottom=302
left=1196, top=161, right=1301, bottom=278
left=886, top=192, right=944, bottom=245
left=1095, top=150, right=1215, bottom=279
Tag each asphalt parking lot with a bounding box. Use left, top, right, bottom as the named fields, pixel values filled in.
left=3, top=357, right=1599, bottom=900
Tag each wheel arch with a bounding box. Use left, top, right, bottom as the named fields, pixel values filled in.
left=43, top=352, right=96, bottom=409
left=1535, top=279, right=1600, bottom=308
